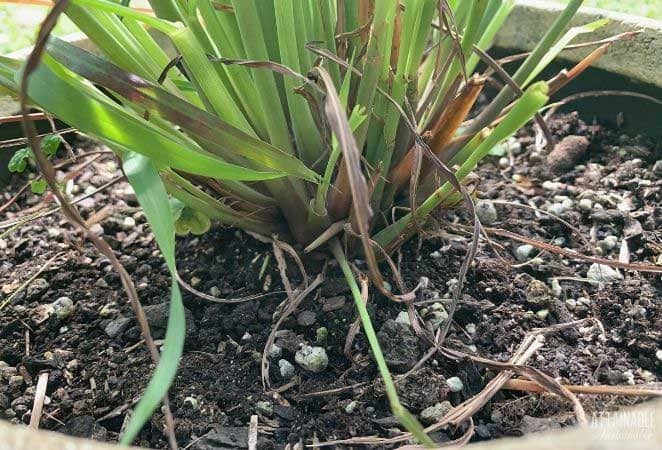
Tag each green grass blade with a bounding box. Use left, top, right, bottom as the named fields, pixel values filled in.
left=465, top=0, right=584, bottom=135
left=47, top=38, right=319, bottom=182
left=120, top=153, right=185, bottom=445
left=230, top=0, right=295, bottom=155
left=330, top=239, right=434, bottom=448
left=274, top=0, right=325, bottom=166
left=16, top=57, right=283, bottom=182
left=374, top=81, right=550, bottom=248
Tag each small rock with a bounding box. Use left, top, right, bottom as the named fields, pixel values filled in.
left=498, top=156, right=510, bottom=169
left=321, top=296, right=346, bottom=312
left=546, top=202, right=567, bottom=216
left=622, top=370, right=635, bottom=385
left=183, top=397, right=199, bottom=409
left=378, top=320, right=420, bottom=371
left=550, top=279, right=562, bottom=297
left=241, top=332, right=252, bottom=342
left=190, top=276, right=201, bottom=287
left=577, top=198, right=593, bottom=212
left=421, top=303, right=449, bottom=331
left=316, top=327, right=328, bottom=344
left=95, top=278, right=109, bottom=288
left=475, top=201, right=498, bottom=225
left=641, top=370, right=655, bottom=383
left=143, top=302, right=197, bottom=340
left=345, top=400, right=358, bottom=414
left=295, top=346, right=328, bottom=373
left=61, top=415, right=108, bottom=441
left=395, top=311, right=411, bottom=326
left=278, top=359, right=295, bottom=379
left=446, top=376, right=463, bottom=393
left=194, top=425, right=248, bottom=450
left=52, top=296, right=75, bottom=320
left=8, top=375, right=24, bottom=389
left=296, top=310, right=316, bottom=327
left=652, top=160, right=662, bottom=176
left=587, top=263, right=623, bottom=285
left=122, top=217, right=136, bottom=229
left=268, top=344, right=282, bottom=359
left=520, top=415, right=561, bottom=434
left=599, top=235, right=618, bottom=252
left=104, top=317, right=131, bottom=338
left=465, top=323, right=476, bottom=334
left=209, top=286, right=221, bottom=297
left=256, top=401, right=273, bottom=416
left=546, top=135, right=589, bottom=174
left=536, top=309, right=549, bottom=320
left=525, top=280, right=550, bottom=307
left=515, top=244, right=534, bottom=262
left=656, top=349, right=662, bottom=362
left=565, top=299, right=576, bottom=311
left=27, top=278, right=49, bottom=298
left=420, top=401, right=452, bottom=425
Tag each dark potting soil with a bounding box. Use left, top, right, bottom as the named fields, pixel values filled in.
left=0, top=113, right=660, bottom=449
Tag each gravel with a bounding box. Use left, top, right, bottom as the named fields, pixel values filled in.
left=475, top=200, right=498, bottom=225
left=295, top=346, right=328, bottom=373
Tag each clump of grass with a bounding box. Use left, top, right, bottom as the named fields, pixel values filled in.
left=0, top=0, right=603, bottom=445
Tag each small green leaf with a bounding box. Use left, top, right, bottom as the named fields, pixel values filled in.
left=8, top=148, right=32, bottom=173
left=171, top=199, right=211, bottom=236
left=41, top=134, right=62, bottom=158
left=30, top=179, right=48, bottom=194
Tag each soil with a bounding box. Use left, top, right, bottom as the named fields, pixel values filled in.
left=0, top=113, right=660, bottom=449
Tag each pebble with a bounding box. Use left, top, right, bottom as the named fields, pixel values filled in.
left=256, top=401, right=273, bottom=416
left=183, top=397, right=198, bottom=409
left=345, top=401, right=358, bottom=414
left=577, top=198, right=593, bottom=211
left=316, top=327, right=328, bottom=344
left=656, top=350, right=662, bottom=362
left=278, top=359, right=295, bottom=379
left=420, top=401, right=453, bottom=425
left=209, top=286, right=221, bottom=297
left=321, top=296, right=346, bottom=312
left=515, top=244, right=534, bottom=262
left=546, top=135, right=589, bottom=174
left=395, top=311, right=411, bottom=326
left=622, top=370, right=635, bottom=385
left=565, top=299, right=576, bottom=311
left=599, top=235, right=618, bottom=252
left=268, top=344, right=282, bottom=359
left=546, top=202, right=567, bottom=216
left=95, top=278, right=109, bottom=288
left=295, top=346, right=328, bottom=373
left=550, top=279, right=562, bottom=298
left=652, top=160, right=662, bottom=176
left=52, top=296, right=75, bottom=320
left=27, top=278, right=49, bottom=298
left=8, top=375, right=24, bottom=389
left=525, top=280, right=550, bottom=306
left=421, top=303, right=449, bottom=330
left=446, top=376, right=463, bottom=393
left=190, top=276, right=201, bottom=287
left=498, top=156, right=510, bottom=169
left=587, top=263, right=623, bottom=285
left=104, top=317, right=131, bottom=338
left=641, top=370, right=655, bottom=383
left=465, top=323, right=476, bottom=335
left=475, top=200, right=498, bottom=225
left=536, top=309, right=549, bottom=320
left=296, top=310, right=317, bottom=327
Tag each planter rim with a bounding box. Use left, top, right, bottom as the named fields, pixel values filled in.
left=495, top=0, right=662, bottom=87
left=1, top=3, right=661, bottom=449
left=1, top=399, right=660, bottom=449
